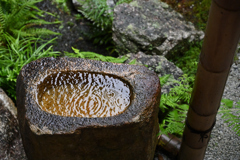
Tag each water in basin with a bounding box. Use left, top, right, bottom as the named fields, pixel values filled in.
left=37, top=71, right=131, bottom=118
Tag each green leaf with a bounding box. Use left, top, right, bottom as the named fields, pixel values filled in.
left=71, top=47, right=85, bottom=58
left=221, top=99, right=233, bottom=108
left=129, top=59, right=137, bottom=65
left=159, top=74, right=171, bottom=87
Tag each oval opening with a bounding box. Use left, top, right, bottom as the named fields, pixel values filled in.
left=36, top=71, right=131, bottom=118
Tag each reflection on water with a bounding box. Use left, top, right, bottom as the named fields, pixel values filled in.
left=37, top=71, right=131, bottom=117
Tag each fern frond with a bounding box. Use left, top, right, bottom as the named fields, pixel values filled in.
left=219, top=99, right=240, bottom=136
left=116, top=0, right=133, bottom=5
left=76, top=0, right=132, bottom=46
left=77, top=0, right=112, bottom=31
left=65, top=47, right=128, bottom=63
left=0, top=7, right=5, bottom=29
left=159, top=74, right=171, bottom=87
left=159, top=74, right=193, bottom=136
left=0, top=0, right=59, bottom=44
left=24, top=28, right=60, bottom=36
left=0, top=32, right=59, bottom=100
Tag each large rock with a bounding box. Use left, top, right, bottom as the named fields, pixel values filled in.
left=113, top=0, right=204, bottom=57
left=123, top=52, right=183, bottom=94
left=17, top=57, right=160, bottom=160
left=0, top=88, right=26, bottom=160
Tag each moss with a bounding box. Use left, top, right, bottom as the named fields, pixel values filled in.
left=155, top=62, right=162, bottom=72
left=126, top=24, right=136, bottom=34
left=141, top=14, right=147, bottom=20
left=152, top=22, right=160, bottom=28
left=160, top=2, right=169, bottom=9
left=130, top=1, right=141, bottom=8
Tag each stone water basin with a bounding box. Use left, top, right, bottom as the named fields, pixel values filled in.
left=37, top=71, right=131, bottom=118
left=16, top=57, right=161, bottom=160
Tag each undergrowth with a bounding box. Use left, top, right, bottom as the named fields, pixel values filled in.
left=65, top=47, right=128, bottom=63
left=52, top=0, right=71, bottom=14
left=161, top=0, right=211, bottom=30
left=76, top=0, right=132, bottom=52
left=0, top=34, right=59, bottom=101
left=170, top=41, right=202, bottom=78
left=0, top=0, right=59, bottom=45
left=159, top=74, right=193, bottom=136
left=159, top=40, right=198, bottom=136
left=162, top=38, right=240, bottom=137
left=219, top=99, right=240, bottom=136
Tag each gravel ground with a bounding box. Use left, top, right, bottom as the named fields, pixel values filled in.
left=204, top=53, right=240, bottom=160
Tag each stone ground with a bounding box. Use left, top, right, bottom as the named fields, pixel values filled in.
left=31, top=0, right=240, bottom=159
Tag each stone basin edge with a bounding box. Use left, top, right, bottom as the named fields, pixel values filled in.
left=16, top=57, right=161, bottom=134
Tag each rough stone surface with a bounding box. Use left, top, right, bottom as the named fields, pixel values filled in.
left=0, top=88, right=26, bottom=160
left=122, top=52, right=183, bottom=94
left=17, top=57, right=161, bottom=160
left=113, top=0, right=204, bottom=57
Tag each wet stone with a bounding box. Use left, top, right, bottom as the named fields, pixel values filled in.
left=17, top=57, right=161, bottom=160
left=0, top=88, right=26, bottom=160
left=113, top=0, right=204, bottom=57
left=122, top=52, right=183, bottom=94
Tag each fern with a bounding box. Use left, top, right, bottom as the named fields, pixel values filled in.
left=116, top=0, right=133, bottom=5
left=0, top=0, right=59, bottom=44
left=219, top=99, right=240, bottom=136
left=175, top=41, right=202, bottom=78
left=52, top=0, right=71, bottom=14
left=0, top=33, right=59, bottom=101
left=159, top=74, right=171, bottom=87
left=64, top=47, right=128, bottom=63
left=159, top=74, right=193, bottom=136
left=76, top=0, right=132, bottom=47
left=76, top=0, right=113, bottom=31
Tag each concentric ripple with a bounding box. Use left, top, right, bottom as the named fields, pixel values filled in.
left=37, top=71, right=131, bottom=117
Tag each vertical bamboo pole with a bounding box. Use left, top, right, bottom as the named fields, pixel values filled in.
left=178, top=0, right=240, bottom=159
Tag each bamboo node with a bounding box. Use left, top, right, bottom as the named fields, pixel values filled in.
left=185, top=119, right=216, bottom=143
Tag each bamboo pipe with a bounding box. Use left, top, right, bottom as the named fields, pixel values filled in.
left=178, top=0, right=240, bottom=159
left=157, top=134, right=181, bottom=157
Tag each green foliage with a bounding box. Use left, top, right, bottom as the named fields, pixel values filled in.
left=172, top=41, right=202, bottom=78
left=168, top=41, right=202, bottom=92
left=64, top=47, right=128, bottom=63
left=159, top=74, right=171, bottom=87
left=52, top=0, right=71, bottom=14
left=83, top=27, right=113, bottom=46
left=159, top=75, right=194, bottom=136
left=74, top=14, right=84, bottom=21
left=192, top=0, right=211, bottom=30
left=128, top=59, right=137, bottom=65
left=76, top=0, right=132, bottom=48
left=0, top=33, right=59, bottom=100
left=219, top=99, right=240, bottom=136
left=161, top=0, right=211, bottom=30
left=0, top=0, right=59, bottom=44
left=76, top=0, right=112, bottom=31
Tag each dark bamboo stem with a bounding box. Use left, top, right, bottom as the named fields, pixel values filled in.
left=157, top=134, right=181, bottom=157
left=178, top=0, right=240, bottom=159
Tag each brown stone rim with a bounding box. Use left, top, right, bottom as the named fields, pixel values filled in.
left=17, top=57, right=160, bottom=134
